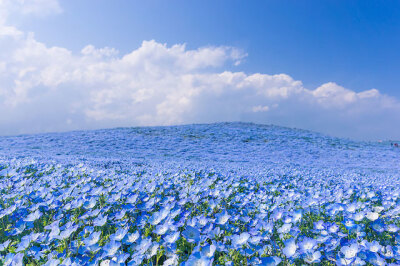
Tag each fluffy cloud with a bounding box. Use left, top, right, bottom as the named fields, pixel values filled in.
left=0, top=0, right=61, bottom=19
left=1, top=1, right=400, bottom=139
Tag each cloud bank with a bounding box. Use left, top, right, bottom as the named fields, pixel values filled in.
left=1, top=1, right=400, bottom=140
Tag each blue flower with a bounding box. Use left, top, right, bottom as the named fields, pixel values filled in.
left=298, top=237, right=317, bottom=254
left=183, top=226, right=201, bottom=243
left=303, top=251, right=321, bottom=264
left=0, top=240, right=11, bottom=251
left=260, top=256, right=282, bottom=266
left=183, top=251, right=213, bottom=266
left=83, top=231, right=101, bottom=246
left=231, top=232, right=250, bottom=248
left=93, top=214, right=108, bottom=226
left=135, top=238, right=152, bottom=255
left=110, top=227, right=128, bottom=241
left=103, top=240, right=121, bottom=257
left=282, top=238, right=297, bottom=258
left=124, top=231, right=140, bottom=244
left=24, top=209, right=42, bottom=222
left=340, top=243, right=358, bottom=260
left=215, top=210, right=231, bottom=225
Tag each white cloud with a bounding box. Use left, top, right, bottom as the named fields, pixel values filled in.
left=0, top=0, right=62, bottom=19
left=252, top=105, right=270, bottom=112
left=0, top=0, right=400, bottom=139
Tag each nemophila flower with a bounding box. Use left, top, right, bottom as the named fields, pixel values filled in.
left=395, top=235, right=400, bottom=246
left=103, top=240, right=121, bottom=257
left=58, top=224, right=79, bottom=240
left=93, top=214, right=108, bottom=226
left=353, top=211, right=365, bottom=221
left=126, top=194, right=138, bottom=204
left=83, top=198, right=97, bottom=209
left=343, top=218, right=356, bottom=230
left=148, top=242, right=159, bottom=258
left=82, top=225, right=95, bottom=236
left=110, top=227, right=128, bottom=241
left=44, top=258, right=60, bottom=266
left=262, top=222, right=274, bottom=234
left=154, top=222, right=169, bottom=235
left=248, top=235, right=262, bottom=246
left=215, top=210, right=231, bottom=225
left=291, top=210, right=302, bottom=223
left=282, top=238, right=297, bottom=258
left=71, top=198, right=84, bottom=209
left=231, top=232, right=250, bottom=248
left=149, top=208, right=169, bottom=225
left=373, top=205, right=385, bottom=213
left=164, top=231, right=180, bottom=244
left=327, top=223, right=339, bottom=234
left=345, top=202, right=358, bottom=213
left=44, top=220, right=60, bottom=231
left=298, top=237, right=317, bottom=254
left=341, top=243, right=359, bottom=260
left=381, top=245, right=394, bottom=259
left=8, top=253, right=24, bottom=266
left=366, top=252, right=386, bottom=265
left=0, top=206, right=12, bottom=218
left=83, top=231, right=101, bottom=246
left=124, top=231, right=140, bottom=244
left=196, top=215, right=209, bottom=228
left=115, top=210, right=126, bottom=220
left=270, top=209, right=283, bottom=221
left=303, top=250, right=322, bottom=264
left=201, top=243, right=216, bottom=258
left=248, top=256, right=262, bottom=264
left=0, top=240, right=11, bottom=251
left=116, top=253, right=130, bottom=264
left=24, top=209, right=42, bottom=222
left=136, top=214, right=149, bottom=228
left=48, top=226, right=60, bottom=241
left=242, top=247, right=257, bottom=257
left=277, top=223, right=291, bottom=234
left=372, top=220, right=386, bottom=233
left=183, top=251, right=213, bottom=266
left=16, top=235, right=32, bottom=252
left=99, top=259, right=119, bottom=266
left=365, top=240, right=383, bottom=253
left=202, top=223, right=214, bottom=235
left=283, top=216, right=292, bottom=224
left=169, top=207, right=181, bottom=218
left=366, top=211, right=379, bottom=221
left=259, top=256, right=282, bottom=266
left=63, top=203, right=72, bottom=211
left=135, top=238, right=152, bottom=255
left=183, top=226, right=201, bottom=243
left=386, top=224, right=399, bottom=233
left=163, top=254, right=179, bottom=266
left=144, top=197, right=156, bottom=210
left=27, top=246, right=45, bottom=261
left=209, top=226, right=222, bottom=238
left=128, top=254, right=145, bottom=266
left=187, top=218, right=197, bottom=227
left=4, top=253, right=15, bottom=266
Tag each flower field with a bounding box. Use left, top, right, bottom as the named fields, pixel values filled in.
left=0, top=123, right=400, bottom=265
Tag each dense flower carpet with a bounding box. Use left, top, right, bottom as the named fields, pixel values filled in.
left=0, top=123, right=399, bottom=265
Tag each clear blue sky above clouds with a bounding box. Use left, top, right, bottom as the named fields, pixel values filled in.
left=20, top=0, right=400, bottom=97
left=1, top=0, right=400, bottom=139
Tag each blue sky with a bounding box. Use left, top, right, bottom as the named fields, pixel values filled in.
left=19, top=0, right=400, bottom=97
left=1, top=0, right=400, bottom=139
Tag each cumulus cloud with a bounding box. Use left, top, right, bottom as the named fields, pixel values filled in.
left=0, top=0, right=400, bottom=140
